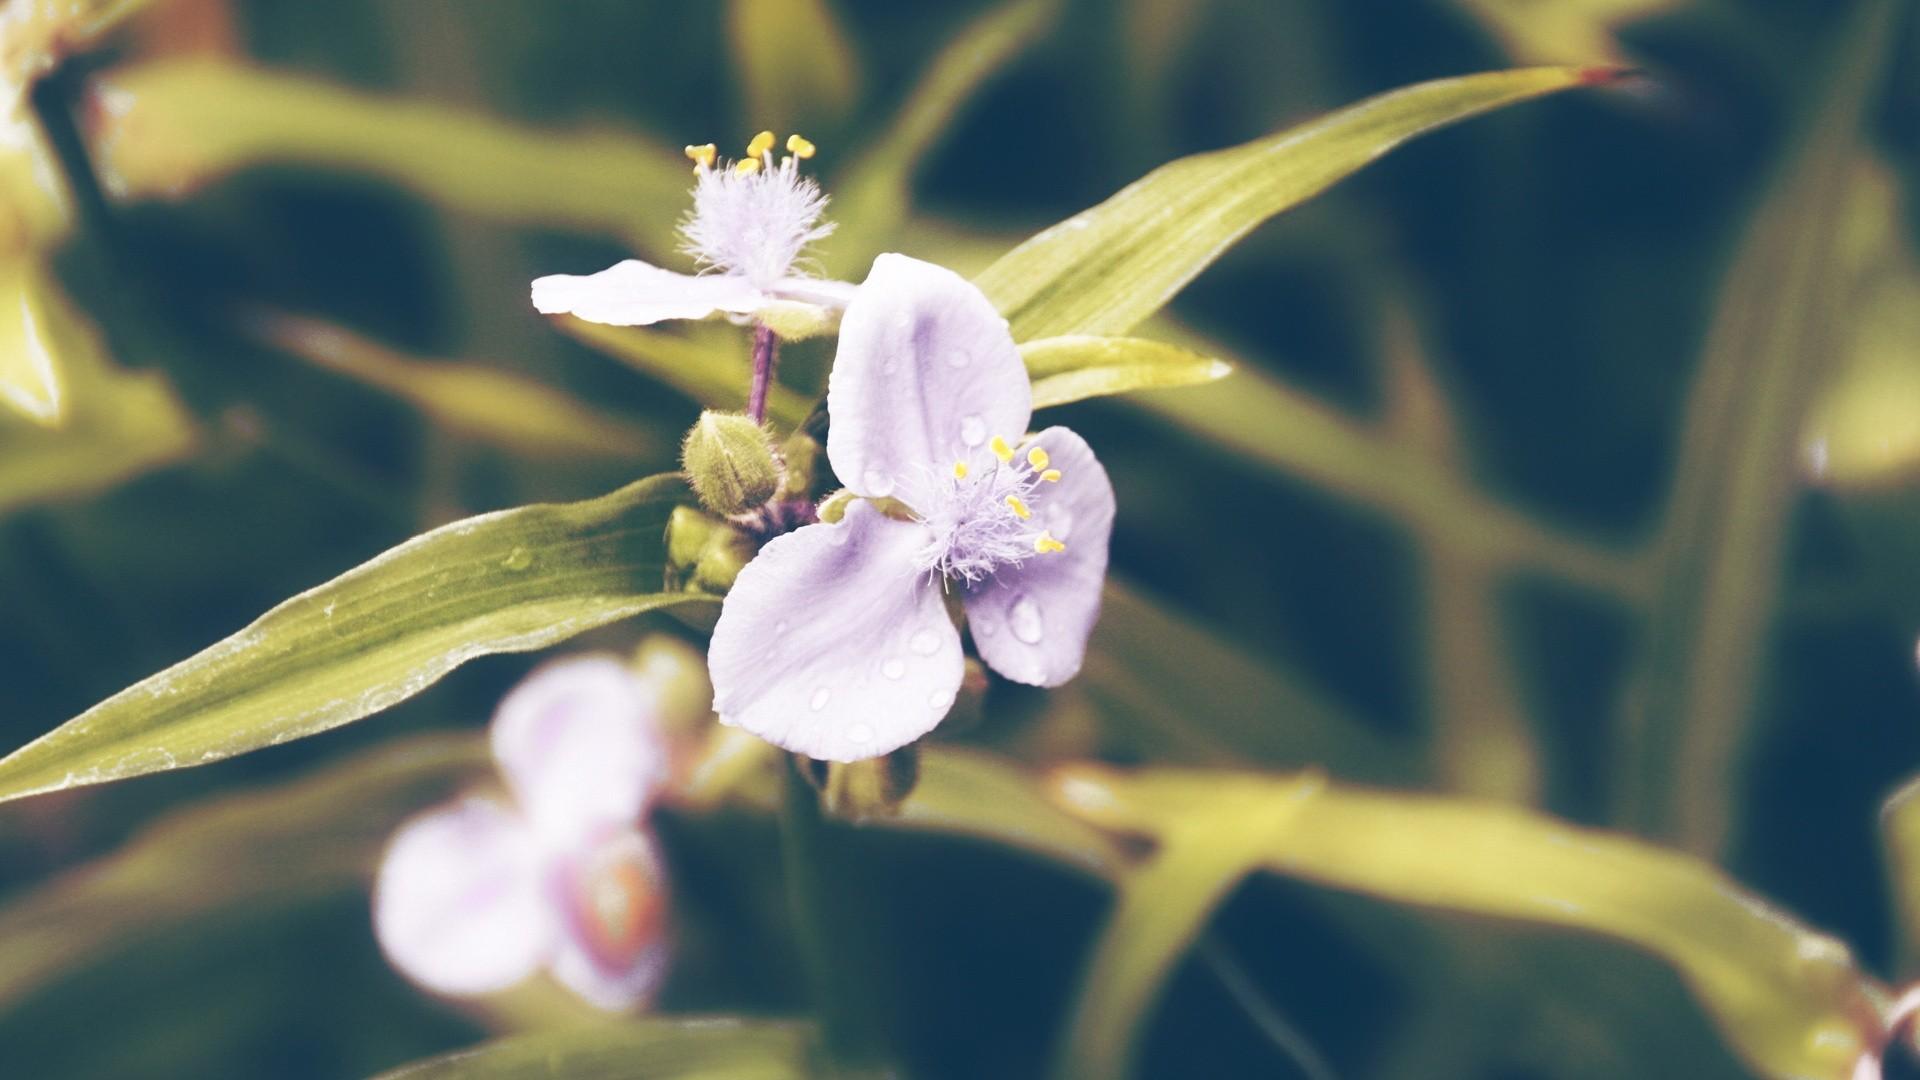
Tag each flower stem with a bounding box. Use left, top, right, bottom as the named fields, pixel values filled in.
left=779, top=756, right=891, bottom=1075
left=747, top=322, right=781, bottom=425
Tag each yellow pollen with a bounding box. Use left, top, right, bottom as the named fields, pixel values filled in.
left=785, top=133, right=816, bottom=159
left=734, top=157, right=763, bottom=175
left=683, top=143, right=717, bottom=170
left=1040, top=468, right=1062, bottom=483
left=953, top=461, right=969, bottom=480
left=990, top=436, right=1014, bottom=463
left=746, top=130, right=776, bottom=158
left=1034, top=531, right=1066, bottom=554
left=1026, top=447, right=1050, bottom=470
left=1005, top=495, right=1031, bottom=519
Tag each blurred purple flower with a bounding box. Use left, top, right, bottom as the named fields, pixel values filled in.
left=707, top=254, right=1115, bottom=762
left=530, top=132, right=850, bottom=328
left=373, top=656, right=671, bottom=1010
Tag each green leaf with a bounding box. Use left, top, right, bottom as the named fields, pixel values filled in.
left=1050, top=774, right=1323, bottom=1080
left=1803, top=155, right=1920, bottom=491
left=0, top=732, right=485, bottom=1013
left=89, top=59, right=691, bottom=256
left=372, top=1017, right=822, bottom=1080
left=0, top=475, right=707, bottom=805
left=727, top=0, right=860, bottom=134
left=826, top=0, right=1063, bottom=273
left=243, top=311, right=664, bottom=460
left=1612, top=0, right=1902, bottom=852
left=0, top=260, right=75, bottom=425
left=1053, top=767, right=1886, bottom=1080
left=1018, top=335, right=1229, bottom=409
left=0, top=263, right=197, bottom=515
left=894, top=749, right=1127, bottom=877
left=1882, top=776, right=1920, bottom=976
left=973, top=65, right=1613, bottom=341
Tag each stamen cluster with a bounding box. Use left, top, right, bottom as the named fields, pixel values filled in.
left=908, top=435, right=1066, bottom=584
left=678, top=131, right=832, bottom=287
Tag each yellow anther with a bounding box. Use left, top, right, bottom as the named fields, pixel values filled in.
left=746, top=130, right=776, bottom=158
left=1034, top=531, right=1066, bottom=554
left=990, top=436, right=1014, bottom=463
left=953, top=461, right=969, bottom=480
left=684, top=143, right=717, bottom=170
left=786, top=133, right=816, bottom=159
left=734, top=157, right=763, bottom=176
left=1040, top=468, right=1062, bottom=483
left=1005, top=495, right=1031, bottom=519
left=1026, top=446, right=1050, bottom=470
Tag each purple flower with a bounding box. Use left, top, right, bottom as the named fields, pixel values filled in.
left=707, top=254, right=1115, bottom=762
left=373, top=656, right=671, bottom=1010
left=530, top=132, right=851, bottom=330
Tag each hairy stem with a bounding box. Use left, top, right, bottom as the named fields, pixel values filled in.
left=747, top=323, right=781, bottom=424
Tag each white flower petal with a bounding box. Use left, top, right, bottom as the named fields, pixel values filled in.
left=708, top=500, right=964, bottom=761
left=826, top=254, right=1032, bottom=502
left=491, top=655, right=669, bottom=846
left=531, top=259, right=765, bottom=326
left=963, top=427, right=1114, bottom=687
left=373, top=797, right=551, bottom=997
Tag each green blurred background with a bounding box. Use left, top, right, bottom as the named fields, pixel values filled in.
left=3, top=0, right=1918, bottom=1076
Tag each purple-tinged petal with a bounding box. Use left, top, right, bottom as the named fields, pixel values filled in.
left=826, top=254, right=1032, bottom=502
left=964, top=427, right=1114, bottom=687
left=491, top=655, right=669, bottom=845
left=531, top=259, right=764, bottom=326
left=546, top=829, right=671, bottom=1011
left=709, top=500, right=964, bottom=761
left=373, top=797, right=551, bottom=997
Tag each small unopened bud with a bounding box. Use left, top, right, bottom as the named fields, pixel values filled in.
left=692, top=526, right=756, bottom=593
left=667, top=505, right=719, bottom=571
left=682, top=411, right=779, bottom=516
left=776, top=430, right=820, bottom=501
left=629, top=636, right=713, bottom=737
left=819, top=749, right=921, bottom=821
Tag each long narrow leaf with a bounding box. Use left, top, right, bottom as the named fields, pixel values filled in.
left=0, top=475, right=705, bottom=804
left=1054, top=766, right=1887, bottom=1080
left=974, top=65, right=1616, bottom=340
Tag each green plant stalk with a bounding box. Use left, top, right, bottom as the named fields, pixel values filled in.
left=779, top=757, right=892, bottom=1076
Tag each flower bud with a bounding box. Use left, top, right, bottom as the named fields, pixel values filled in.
left=681, top=411, right=779, bottom=516
left=666, top=505, right=719, bottom=571
left=629, top=635, right=713, bottom=737
left=692, top=526, right=757, bottom=593
left=776, top=430, right=820, bottom=502
left=817, top=748, right=920, bottom=821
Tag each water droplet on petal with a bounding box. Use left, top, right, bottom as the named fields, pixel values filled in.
left=946, top=348, right=970, bottom=369
left=882, top=357, right=899, bottom=374
left=809, top=686, right=832, bottom=711
left=848, top=723, right=874, bottom=744
left=929, top=690, right=954, bottom=710
left=975, top=618, right=997, bottom=638
left=1048, top=506, right=1074, bottom=541
left=864, top=468, right=895, bottom=497
left=775, top=620, right=789, bottom=634
left=1010, top=596, right=1044, bottom=644
left=960, top=414, right=987, bottom=447
left=881, top=657, right=906, bottom=680
left=909, top=628, right=940, bottom=655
